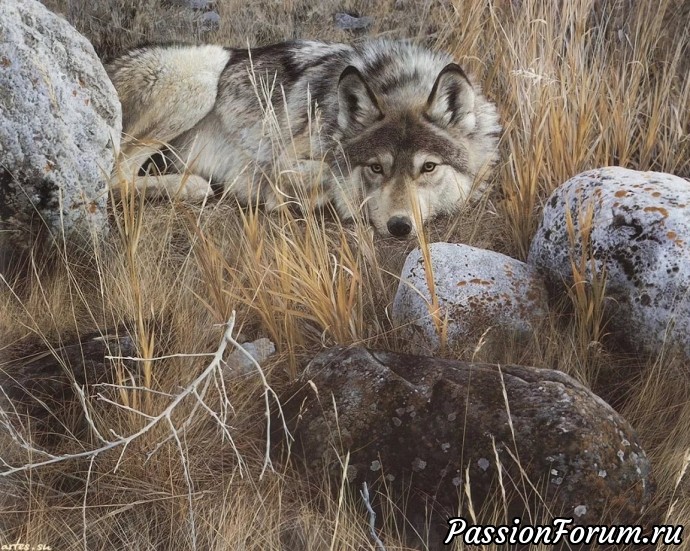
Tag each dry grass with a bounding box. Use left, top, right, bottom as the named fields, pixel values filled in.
left=2, top=0, right=690, bottom=548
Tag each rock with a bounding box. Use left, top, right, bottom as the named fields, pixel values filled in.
left=226, top=338, right=276, bottom=376
left=197, top=10, right=220, bottom=31
left=1, top=332, right=136, bottom=396
left=0, top=330, right=135, bottom=531
left=392, top=243, right=548, bottom=354
left=279, top=347, right=653, bottom=544
left=1, top=332, right=136, bottom=435
left=187, top=0, right=215, bottom=10
left=334, top=12, right=374, bottom=31
left=0, top=0, right=121, bottom=258
left=528, top=166, right=690, bottom=358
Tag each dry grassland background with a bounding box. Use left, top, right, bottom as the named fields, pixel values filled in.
left=1, top=0, right=689, bottom=548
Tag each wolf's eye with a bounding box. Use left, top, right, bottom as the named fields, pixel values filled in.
left=422, top=161, right=437, bottom=173
left=369, top=163, right=384, bottom=174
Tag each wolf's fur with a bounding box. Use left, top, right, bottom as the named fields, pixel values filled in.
left=108, top=40, right=501, bottom=237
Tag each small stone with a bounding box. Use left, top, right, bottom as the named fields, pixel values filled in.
left=187, top=0, right=215, bottom=10
left=198, top=10, right=220, bottom=31
left=225, top=338, right=275, bottom=375
left=334, top=12, right=373, bottom=31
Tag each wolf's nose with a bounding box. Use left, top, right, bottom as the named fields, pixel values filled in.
left=387, top=216, right=412, bottom=238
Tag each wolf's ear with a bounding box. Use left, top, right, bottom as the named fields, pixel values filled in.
left=337, top=66, right=383, bottom=131
left=426, top=63, right=476, bottom=131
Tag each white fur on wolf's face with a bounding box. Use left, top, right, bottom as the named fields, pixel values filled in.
left=348, top=153, right=474, bottom=238
left=335, top=107, right=480, bottom=238
left=333, top=60, right=498, bottom=238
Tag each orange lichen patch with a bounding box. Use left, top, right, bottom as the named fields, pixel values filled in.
left=614, top=190, right=629, bottom=198
left=667, top=231, right=678, bottom=240
left=469, top=278, right=492, bottom=285
left=88, top=201, right=100, bottom=213
left=643, top=206, right=669, bottom=217
left=652, top=192, right=662, bottom=198
left=457, top=281, right=467, bottom=286
left=0, top=56, right=10, bottom=67
left=43, top=160, right=55, bottom=172
left=613, top=202, right=620, bottom=208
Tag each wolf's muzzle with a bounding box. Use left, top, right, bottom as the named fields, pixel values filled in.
left=387, top=216, right=413, bottom=238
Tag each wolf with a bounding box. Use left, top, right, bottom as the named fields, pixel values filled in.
left=107, top=39, right=501, bottom=238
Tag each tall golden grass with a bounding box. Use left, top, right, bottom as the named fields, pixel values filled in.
left=2, top=0, right=689, bottom=548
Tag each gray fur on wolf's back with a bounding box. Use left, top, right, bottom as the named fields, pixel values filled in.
left=108, top=39, right=501, bottom=237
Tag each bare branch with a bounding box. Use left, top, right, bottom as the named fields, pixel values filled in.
left=360, top=482, right=386, bottom=551
left=0, top=314, right=241, bottom=477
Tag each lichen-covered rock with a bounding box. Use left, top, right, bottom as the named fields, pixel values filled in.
left=0, top=330, right=136, bottom=534
left=392, top=243, right=548, bottom=354
left=0, top=0, right=121, bottom=255
left=528, top=166, right=690, bottom=358
left=279, top=347, right=653, bottom=542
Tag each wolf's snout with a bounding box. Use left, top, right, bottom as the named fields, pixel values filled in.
left=387, top=216, right=413, bottom=238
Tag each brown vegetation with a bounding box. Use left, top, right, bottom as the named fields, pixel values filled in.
left=1, top=0, right=689, bottom=548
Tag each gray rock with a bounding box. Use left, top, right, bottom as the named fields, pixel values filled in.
left=1, top=332, right=136, bottom=432
left=393, top=243, right=548, bottom=354
left=334, top=13, right=374, bottom=31
left=198, top=10, right=220, bottom=31
left=528, top=166, right=690, bottom=358
left=187, top=0, right=215, bottom=10
left=0, top=0, right=121, bottom=257
left=278, top=347, right=654, bottom=545
left=226, top=337, right=276, bottom=376
left=0, top=330, right=135, bottom=532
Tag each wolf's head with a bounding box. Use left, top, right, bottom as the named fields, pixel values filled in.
left=330, top=45, right=501, bottom=238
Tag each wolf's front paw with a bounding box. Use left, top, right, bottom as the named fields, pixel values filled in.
left=178, top=175, right=214, bottom=200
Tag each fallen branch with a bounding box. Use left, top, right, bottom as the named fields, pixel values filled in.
left=360, top=482, right=386, bottom=551
left=0, top=311, right=291, bottom=479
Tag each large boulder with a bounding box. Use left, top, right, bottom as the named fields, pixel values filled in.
left=392, top=243, right=548, bottom=354
left=0, top=0, right=121, bottom=261
left=0, top=330, right=136, bottom=534
left=528, top=166, right=690, bottom=358
left=279, top=347, right=653, bottom=545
